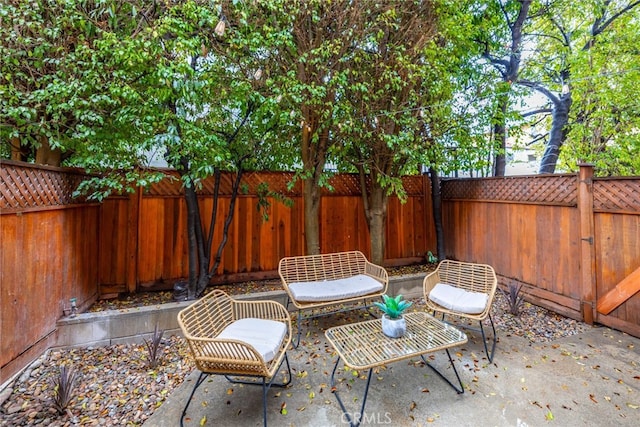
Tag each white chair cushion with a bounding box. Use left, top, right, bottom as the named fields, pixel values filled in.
left=428, top=283, right=489, bottom=314
left=218, top=318, right=287, bottom=363
left=288, top=274, right=383, bottom=302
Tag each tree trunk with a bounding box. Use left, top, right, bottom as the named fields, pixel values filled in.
left=183, top=182, right=201, bottom=300
left=179, top=155, right=210, bottom=300
left=10, top=138, right=26, bottom=161
left=492, top=98, right=508, bottom=176
left=34, top=136, right=61, bottom=166
left=205, top=169, right=244, bottom=293
left=303, top=177, right=322, bottom=255
left=429, top=167, right=445, bottom=260
left=360, top=173, right=388, bottom=266
left=539, top=93, right=572, bottom=174
left=300, top=117, right=328, bottom=256
left=483, top=0, right=531, bottom=177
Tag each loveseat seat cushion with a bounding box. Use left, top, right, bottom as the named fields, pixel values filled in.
left=428, top=283, right=488, bottom=314
left=218, top=318, right=287, bottom=362
left=288, top=274, right=383, bottom=302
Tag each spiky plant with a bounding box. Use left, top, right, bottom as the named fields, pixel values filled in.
left=51, top=365, right=78, bottom=415
left=501, top=283, right=526, bottom=316
left=374, top=294, right=413, bottom=319
left=144, top=323, right=165, bottom=368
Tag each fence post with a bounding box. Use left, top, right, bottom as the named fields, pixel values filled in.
left=578, top=164, right=596, bottom=324
left=125, top=186, right=141, bottom=293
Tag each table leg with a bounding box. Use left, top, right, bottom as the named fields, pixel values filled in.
left=421, top=349, right=465, bottom=394
left=330, top=357, right=373, bottom=427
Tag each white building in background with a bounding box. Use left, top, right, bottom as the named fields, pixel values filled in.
left=505, top=142, right=540, bottom=176
left=145, top=147, right=169, bottom=168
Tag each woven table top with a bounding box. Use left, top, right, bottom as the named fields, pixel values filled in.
left=325, top=312, right=468, bottom=370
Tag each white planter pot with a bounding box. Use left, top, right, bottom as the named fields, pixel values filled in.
left=381, top=314, right=406, bottom=338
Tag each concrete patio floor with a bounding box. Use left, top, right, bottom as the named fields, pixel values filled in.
left=144, top=310, right=640, bottom=427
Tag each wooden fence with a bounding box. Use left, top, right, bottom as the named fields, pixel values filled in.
left=0, top=162, right=100, bottom=384
left=1, top=160, right=639, bottom=384
left=441, top=165, right=640, bottom=338
left=98, top=169, right=433, bottom=295
left=0, top=161, right=433, bottom=383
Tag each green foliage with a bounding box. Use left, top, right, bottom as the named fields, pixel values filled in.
left=50, top=364, right=79, bottom=415
left=515, top=0, right=640, bottom=176
left=0, top=0, right=153, bottom=160
left=559, top=9, right=640, bottom=176
left=374, top=294, right=413, bottom=319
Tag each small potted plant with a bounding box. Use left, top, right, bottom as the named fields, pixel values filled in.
left=374, top=294, right=413, bottom=338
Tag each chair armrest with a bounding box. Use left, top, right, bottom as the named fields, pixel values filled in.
left=423, top=270, right=441, bottom=300
left=364, top=261, right=389, bottom=287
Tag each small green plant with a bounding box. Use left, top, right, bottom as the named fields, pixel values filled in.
left=426, top=251, right=438, bottom=264
left=144, top=323, right=165, bottom=368
left=501, top=283, right=526, bottom=316
left=51, top=364, right=78, bottom=415
left=374, top=294, right=413, bottom=319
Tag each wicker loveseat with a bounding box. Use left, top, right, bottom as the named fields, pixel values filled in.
left=278, top=251, right=388, bottom=346
left=423, top=259, right=498, bottom=362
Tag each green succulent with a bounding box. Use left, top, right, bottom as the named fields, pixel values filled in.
left=374, top=294, right=413, bottom=319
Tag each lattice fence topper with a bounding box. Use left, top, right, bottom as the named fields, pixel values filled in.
left=0, top=162, right=87, bottom=211
left=441, top=174, right=577, bottom=206
left=594, top=178, right=640, bottom=212
left=146, top=171, right=425, bottom=197
left=146, top=170, right=300, bottom=197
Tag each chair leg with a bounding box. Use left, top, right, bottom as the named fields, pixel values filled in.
left=224, top=353, right=293, bottom=426
left=436, top=311, right=497, bottom=362
left=180, top=372, right=209, bottom=427
left=283, top=297, right=303, bottom=349
left=262, top=378, right=268, bottom=427
left=479, top=313, right=497, bottom=362
left=293, top=309, right=303, bottom=348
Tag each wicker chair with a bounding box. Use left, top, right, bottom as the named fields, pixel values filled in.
left=177, top=290, right=292, bottom=427
left=423, top=260, right=498, bottom=362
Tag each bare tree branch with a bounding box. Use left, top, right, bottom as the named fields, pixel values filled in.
left=517, top=79, right=560, bottom=105
left=585, top=0, right=640, bottom=49
left=522, top=107, right=553, bottom=118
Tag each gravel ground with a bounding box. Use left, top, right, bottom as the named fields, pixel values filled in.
left=1, top=265, right=589, bottom=426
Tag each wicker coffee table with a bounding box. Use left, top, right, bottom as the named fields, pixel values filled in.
left=325, top=311, right=467, bottom=427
